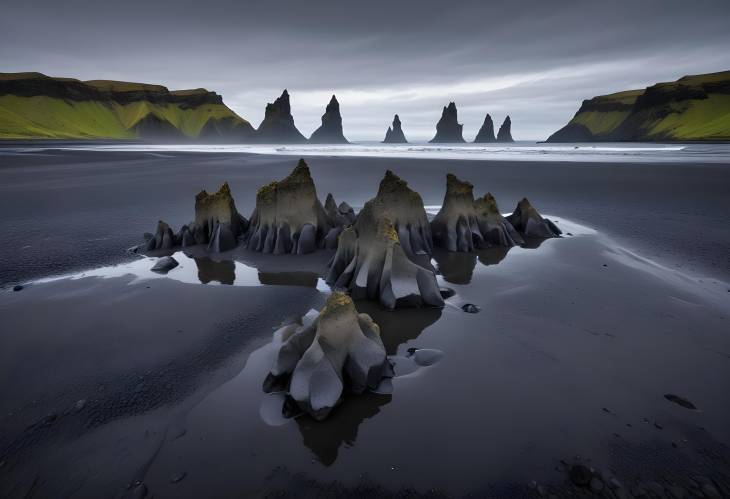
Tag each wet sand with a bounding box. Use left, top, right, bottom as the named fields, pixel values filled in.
left=1, top=148, right=729, bottom=498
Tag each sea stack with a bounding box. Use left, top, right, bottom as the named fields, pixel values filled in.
left=496, top=116, right=514, bottom=142
left=506, top=198, right=561, bottom=238
left=429, top=102, right=465, bottom=143
left=245, top=159, right=338, bottom=254
left=473, top=114, right=496, bottom=143
left=309, top=95, right=349, bottom=144
left=431, top=174, right=523, bottom=252
left=326, top=171, right=443, bottom=309
left=256, top=90, right=307, bottom=143
left=263, top=291, right=390, bottom=420
left=383, top=114, right=407, bottom=143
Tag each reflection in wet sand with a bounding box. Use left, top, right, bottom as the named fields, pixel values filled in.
left=297, top=392, right=392, bottom=465
left=258, top=271, right=319, bottom=288
left=195, top=257, right=235, bottom=285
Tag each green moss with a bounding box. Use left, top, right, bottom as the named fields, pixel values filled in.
left=0, top=95, right=247, bottom=139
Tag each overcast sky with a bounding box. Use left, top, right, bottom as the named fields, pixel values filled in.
left=2, top=0, right=729, bottom=140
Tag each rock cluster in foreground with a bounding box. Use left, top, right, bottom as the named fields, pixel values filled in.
left=245, top=159, right=338, bottom=254
left=326, top=171, right=443, bottom=309
left=431, top=174, right=524, bottom=251
left=506, top=198, right=562, bottom=238
left=263, top=292, right=390, bottom=420
left=145, top=182, right=247, bottom=253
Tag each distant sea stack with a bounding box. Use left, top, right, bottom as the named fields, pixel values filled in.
left=546, top=70, right=730, bottom=142
left=0, top=72, right=254, bottom=141
left=473, top=114, right=496, bottom=143
left=496, top=116, right=514, bottom=142
left=383, top=114, right=407, bottom=143
left=256, top=89, right=307, bottom=143
left=429, top=102, right=465, bottom=143
left=309, top=95, right=349, bottom=144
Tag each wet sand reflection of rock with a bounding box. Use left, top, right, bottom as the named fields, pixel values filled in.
left=257, top=271, right=319, bottom=288
left=194, top=257, right=236, bottom=285
left=293, top=301, right=442, bottom=464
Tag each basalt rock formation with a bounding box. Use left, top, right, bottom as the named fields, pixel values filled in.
left=431, top=174, right=523, bottom=252
left=429, top=102, right=465, bottom=143
left=145, top=182, right=248, bottom=253
left=256, top=90, right=307, bottom=143
left=473, top=113, right=496, bottom=143
left=506, top=198, right=562, bottom=238
left=245, top=159, right=337, bottom=254
left=326, top=171, right=443, bottom=309
left=263, top=292, right=390, bottom=420
left=383, top=114, right=408, bottom=143
left=496, top=115, right=514, bottom=142
left=546, top=70, right=730, bottom=142
left=309, top=95, right=349, bottom=144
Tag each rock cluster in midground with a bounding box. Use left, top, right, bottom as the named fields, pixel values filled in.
left=140, top=158, right=561, bottom=419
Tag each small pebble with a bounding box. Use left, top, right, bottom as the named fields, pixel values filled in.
left=13, top=285, right=23, bottom=292
left=170, top=471, right=187, bottom=483
left=75, top=399, right=87, bottom=412
left=461, top=303, right=480, bottom=313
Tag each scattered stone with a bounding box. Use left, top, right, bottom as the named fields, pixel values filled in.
left=439, top=287, right=455, bottom=299
left=461, top=303, right=480, bottom=313
left=130, top=482, right=148, bottom=499
left=569, top=464, right=592, bottom=487
left=12, top=284, right=23, bottom=292
left=151, top=256, right=179, bottom=273
left=74, top=399, right=87, bottom=412
left=506, top=198, right=562, bottom=238
left=654, top=421, right=663, bottom=429
left=590, top=477, right=604, bottom=492
left=170, top=471, right=187, bottom=483
left=664, top=393, right=698, bottom=410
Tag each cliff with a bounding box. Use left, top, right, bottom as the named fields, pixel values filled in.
left=0, top=72, right=254, bottom=140
left=547, top=70, right=730, bottom=142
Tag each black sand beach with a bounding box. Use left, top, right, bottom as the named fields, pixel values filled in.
left=1, top=147, right=729, bottom=498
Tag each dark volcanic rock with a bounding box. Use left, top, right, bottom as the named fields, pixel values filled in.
left=326, top=171, right=443, bottom=309
left=133, top=114, right=184, bottom=142
left=431, top=174, right=523, bottom=252
left=145, top=182, right=247, bottom=253
left=151, top=256, right=179, bottom=273
left=507, top=198, right=561, bottom=238
left=429, top=102, right=465, bottom=143
left=496, top=115, right=514, bottom=142
left=256, top=90, right=307, bottom=143
left=664, top=393, right=698, bottom=410
left=245, top=159, right=335, bottom=254
left=383, top=114, right=408, bottom=143
left=264, top=292, right=390, bottom=420
left=473, top=113, right=496, bottom=143
left=309, top=95, right=349, bottom=144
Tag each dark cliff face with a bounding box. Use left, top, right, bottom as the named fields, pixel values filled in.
left=383, top=114, right=407, bottom=143
left=0, top=73, right=224, bottom=107
left=496, top=116, right=514, bottom=142
left=198, top=116, right=256, bottom=143
left=429, top=102, right=465, bottom=143
left=309, top=95, right=349, bottom=144
left=473, top=114, right=496, bottom=143
left=256, top=90, right=307, bottom=143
